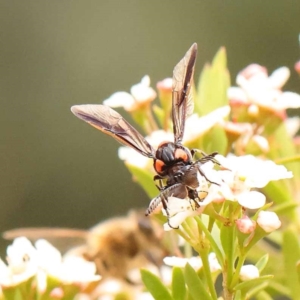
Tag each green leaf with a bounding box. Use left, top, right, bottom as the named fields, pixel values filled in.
left=268, top=123, right=300, bottom=179
left=255, top=290, right=273, bottom=300
left=202, top=125, right=227, bottom=155
left=124, top=162, right=158, bottom=198
left=246, top=281, right=270, bottom=299
left=255, top=254, right=269, bottom=273
left=195, top=47, right=230, bottom=116
left=234, top=275, right=273, bottom=291
left=2, top=287, right=23, bottom=300
left=282, top=227, right=300, bottom=299
left=141, top=269, right=173, bottom=300
left=184, top=263, right=211, bottom=300
left=172, top=267, right=186, bottom=300
left=220, top=224, right=235, bottom=267
left=272, top=201, right=298, bottom=215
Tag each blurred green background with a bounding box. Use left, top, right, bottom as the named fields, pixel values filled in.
left=1, top=1, right=300, bottom=253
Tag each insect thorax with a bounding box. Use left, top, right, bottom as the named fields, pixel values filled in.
left=153, top=142, right=193, bottom=176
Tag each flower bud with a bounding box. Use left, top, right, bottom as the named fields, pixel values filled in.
left=236, top=215, right=256, bottom=234
left=240, top=264, right=259, bottom=281
left=294, top=60, right=300, bottom=75
left=257, top=211, right=281, bottom=233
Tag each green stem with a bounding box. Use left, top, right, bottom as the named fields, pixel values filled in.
left=176, top=227, right=192, bottom=243
left=199, top=249, right=218, bottom=300
left=181, top=219, right=198, bottom=243
left=225, top=225, right=235, bottom=289
left=230, top=252, right=246, bottom=290
left=274, top=154, right=300, bottom=164
left=194, top=216, right=224, bottom=268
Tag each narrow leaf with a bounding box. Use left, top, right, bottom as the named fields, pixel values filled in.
left=234, top=275, right=273, bottom=291
left=195, top=47, right=230, bottom=116
left=255, top=254, right=269, bottom=273
left=282, top=227, right=300, bottom=299
left=141, top=269, right=173, bottom=300
left=184, top=263, right=211, bottom=300
left=172, top=267, right=186, bottom=300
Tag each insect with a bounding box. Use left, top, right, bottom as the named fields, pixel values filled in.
left=3, top=210, right=169, bottom=282
left=71, top=43, right=218, bottom=219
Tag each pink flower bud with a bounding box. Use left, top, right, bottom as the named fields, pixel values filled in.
left=156, top=78, right=173, bottom=92
left=294, top=60, right=300, bottom=75
left=257, top=211, right=281, bottom=233
left=239, top=64, right=268, bottom=80
left=236, top=215, right=256, bottom=234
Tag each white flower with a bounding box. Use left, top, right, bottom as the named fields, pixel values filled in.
left=0, top=237, right=38, bottom=287
left=35, top=239, right=100, bottom=284
left=164, top=256, right=203, bottom=269
left=162, top=164, right=221, bottom=230
left=216, top=155, right=293, bottom=190
left=103, top=75, right=156, bottom=111
left=146, top=130, right=174, bottom=149
left=216, top=154, right=292, bottom=209
left=183, top=106, right=230, bottom=143
left=229, top=64, right=300, bottom=113
left=208, top=253, right=221, bottom=272
left=162, top=197, right=202, bottom=231
left=257, top=211, right=281, bottom=233
left=164, top=253, right=221, bottom=273
left=118, top=146, right=150, bottom=168
left=240, top=264, right=259, bottom=281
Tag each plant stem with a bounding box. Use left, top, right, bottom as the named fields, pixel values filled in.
left=199, top=249, right=218, bottom=300
left=194, top=216, right=224, bottom=268
left=230, top=253, right=246, bottom=290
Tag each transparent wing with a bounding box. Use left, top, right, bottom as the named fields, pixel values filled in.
left=172, top=43, right=197, bottom=144
left=71, top=105, right=156, bottom=158
left=3, top=228, right=88, bottom=253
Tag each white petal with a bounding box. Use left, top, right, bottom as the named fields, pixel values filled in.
left=277, top=92, right=300, bottom=109
left=227, top=87, right=248, bottom=104
left=146, top=130, right=173, bottom=149
left=285, top=117, right=300, bottom=137
left=163, top=256, right=203, bottom=270
left=252, top=135, right=269, bottom=152
left=183, top=106, right=230, bottom=143
left=164, top=197, right=193, bottom=216
left=35, top=239, right=62, bottom=271
left=118, top=146, right=150, bottom=168
left=164, top=210, right=196, bottom=231
left=268, top=67, right=290, bottom=89
left=130, top=76, right=156, bottom=103
left=237, top=191, right=266, bottom=209
left=141, top=75, right=150, bottom=86
left=163, top=256, right=188, bottom=268
left=208, top=253, right=221, bottom=272
left=103, top=92, right=134, bottom=110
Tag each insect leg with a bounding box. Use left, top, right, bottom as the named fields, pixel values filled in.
left=153, top=175, right=165, bottom=191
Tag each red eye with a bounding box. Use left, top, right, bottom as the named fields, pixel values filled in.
left=154, top=159, right=165, bottom=173
left=174, top=148, right=188, bottom=162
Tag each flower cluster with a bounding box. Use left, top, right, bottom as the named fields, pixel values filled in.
left=99, top=48, right=298, bottom=299
left=4, top=45, right=300, bottom=300
left=0, top=238, right=100, bottom=299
